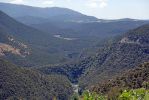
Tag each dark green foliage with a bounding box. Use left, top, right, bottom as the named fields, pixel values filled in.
left=90, top=62, right=149, bottom=95
left=71, top=62, right=149, bottom=99
left=0, top=58, right=73, bottom=100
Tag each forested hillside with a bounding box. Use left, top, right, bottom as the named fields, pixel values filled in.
left=91, top=62, right=149, bottom=94
left=0, top=58, right=73, bottom=100
left=71, top=62, right=149, bottom=100
left=0, top=10, right=99, bottom=66
left=79, top=24, right=149, bottom=88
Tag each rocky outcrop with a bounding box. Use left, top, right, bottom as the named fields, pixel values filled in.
left=0, top=43, right=29, bottom=57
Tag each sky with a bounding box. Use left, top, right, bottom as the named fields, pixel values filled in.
left=0, top=0, right=149, bottom=19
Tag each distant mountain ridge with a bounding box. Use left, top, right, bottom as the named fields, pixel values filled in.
left=0, top=2, right=98, bottom=23
left=1, top=2, right=149, bottom=39
left=1, top=2, right=148, bottom=25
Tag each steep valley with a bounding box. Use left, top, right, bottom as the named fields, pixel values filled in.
left=0, top=2, right=149, bottom=100
left=38, top=24, right=149, bottom=93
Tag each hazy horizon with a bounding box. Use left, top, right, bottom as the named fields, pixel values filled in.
left=0, top=0, right=149, bottom=20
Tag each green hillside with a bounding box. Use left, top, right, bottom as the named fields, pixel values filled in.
left=0, top=58, right=73, bottom=100
left=70, top=62, right=149, bottom=100
left=91, top=62, right=149, bottom=94
left=79, top=24, right=149, bottom=88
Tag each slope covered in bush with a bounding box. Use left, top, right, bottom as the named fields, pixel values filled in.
left=79, top=24, right=149, bottom=88
left=90, top=62, right=149, bottom=96
left=0, top=58, right=73, bottom=100
left=71, top=62, right=149, bottom=100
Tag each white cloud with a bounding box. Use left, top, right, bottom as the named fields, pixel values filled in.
left=10, top=0, right=24, bottom=4
left=99, top=0, right=107, bottom=8
left=87, top=0, right=108, bottom=8
left=42, top=0, right=54, bottom=5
